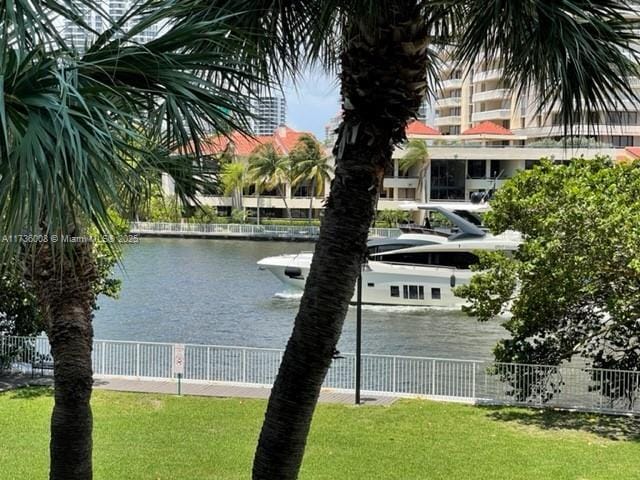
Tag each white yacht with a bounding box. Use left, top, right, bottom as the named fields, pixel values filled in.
left=257, top=204, right=520, bottom=307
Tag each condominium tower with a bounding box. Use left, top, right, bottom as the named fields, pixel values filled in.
left=57, top=1, right=160, bottom=47
left=435, top=57, right=640, bottom=146
left=251, top=96, right=287, bottom=136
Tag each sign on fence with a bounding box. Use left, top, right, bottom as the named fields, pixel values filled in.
left=173, top=344, right=185, bottom=376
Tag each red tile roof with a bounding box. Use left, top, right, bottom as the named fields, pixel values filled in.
left=196, top=127, right=315, bottom=157
left=406, top=120, right=440, bottom=136
left=272, top=126, right=311, bottom=154
left=624, top=146, right=640, bottom=158
left=462, top=121, right=513, bottom=136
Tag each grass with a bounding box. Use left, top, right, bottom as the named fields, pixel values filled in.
left=1, top=387, right=639, bottom=479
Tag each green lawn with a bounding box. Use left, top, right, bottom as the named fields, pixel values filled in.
left=1, top=388, right=639, bottom=479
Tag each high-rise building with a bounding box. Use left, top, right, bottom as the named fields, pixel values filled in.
left=57, top=1, right=160, bottom=49
left=433, top=53, right=640, bottom=147
left=324, top=112, right=342, bottom=147
left=251, top=96, right=287, bottom=136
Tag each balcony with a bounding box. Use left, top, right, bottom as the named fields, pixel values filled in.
left=473, top=69, right=503, bottom=83
left=436, top=97, right=462, bottom=108
left=383, top=177, right=419, bottom=189
left=471, top=109, right=511, bottom=122
left=440, top=78, right=463, bottom=90
left=434, top=115, right=461, bottom=126
left=472, top=89, right=510, bottom=103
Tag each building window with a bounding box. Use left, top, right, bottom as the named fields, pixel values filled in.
left=525, top=160, right=540, bottom=170
left=408, top=285, right=419, bottom=299
left=611, top=136, right=634, bottom=147
left=467, top=160, right=486, bottom=179
left=403, top=285, right=409, bottom=298
left=430, top=159, right=466, bottom=200
left=367, top=283, right=375, bottom=287
left=419, top=286, right=425, bottom=300
left=431, top=288, right=441, bottom=300
left=390, top=286, right=399, bottom=297
left=490, top=160, right=506, bottom=178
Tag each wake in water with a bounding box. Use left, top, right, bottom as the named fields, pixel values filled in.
left=273, top=291, right=467, bottom=314
left=273, top=291, right=303, bottom=300
left=358, top=304, right=464, bottom=314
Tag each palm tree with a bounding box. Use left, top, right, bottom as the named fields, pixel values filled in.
left=290, top=134, right=334, bottom=222
left=0, top=2, right=268, bottom=478
left=248, top=143, right=293, bottom=219
left=149, top=1, right=640, bottom=478
left=248, top=2, right=640, bottom=479
left=399, top=139, right=430, bottom=203
left=221, top=162, right=248, bottom=211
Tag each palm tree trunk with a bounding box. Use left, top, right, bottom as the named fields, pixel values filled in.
left=280, top=186, right=291, bottom=219
left=256, top=187, right=261, bottom=225
left=29, top=237, right=97, bottom=480
left=253, top=5, right=429, bottom=478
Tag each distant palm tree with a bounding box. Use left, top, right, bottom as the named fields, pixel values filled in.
left=221, top=162, right=248, bottom=211
left=399, top=139, right=430, bottom=203
left=0, top=1, right=267, bottom=478
left=290, top=134, right=334, bottom=222
left=248, top=143, right=293, bottom=219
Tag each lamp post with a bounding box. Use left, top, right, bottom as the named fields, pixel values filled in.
left=355, top=265, right=363, bottom=405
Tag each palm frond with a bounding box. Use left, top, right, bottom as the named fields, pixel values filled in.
left=454, top=0, right=640, bottom=134
left=0, top=1, right=274, bottom=264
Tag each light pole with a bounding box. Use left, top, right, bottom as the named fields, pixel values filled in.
left=355, top=265, right=363, bottom=405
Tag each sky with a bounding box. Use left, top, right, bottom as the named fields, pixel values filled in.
left=282, top=70, right=340, bottom=140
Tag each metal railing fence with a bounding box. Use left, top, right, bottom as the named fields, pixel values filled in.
left=2, top=336, right=638, bottom=415
left=129, top=222, right=401, bottom=239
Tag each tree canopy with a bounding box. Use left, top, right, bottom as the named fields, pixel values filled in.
left=456, top=157, right=640, bottom=404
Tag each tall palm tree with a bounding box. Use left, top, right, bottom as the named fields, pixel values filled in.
left=290, top=134, right=334, bottom=222
left=250, top=2, right=640, bottom=479
left=248, top=143, right=293, bottom=219
left=221, top=162, right=248, bottom=210
left=0, top=2, right=269, bottom=478
left=166, top=1, right=640, bottom=478
left=399, top=138, right=430, bottom=203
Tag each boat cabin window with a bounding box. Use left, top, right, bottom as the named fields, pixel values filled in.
left=390, top=286, right=400, bottom=297
left=377, top=251, right=478, bottom=269
left=400, top=285, right=425, bottom=300
left=431, top=288, right=441, bottom=300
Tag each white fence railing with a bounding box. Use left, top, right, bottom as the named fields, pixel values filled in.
left=2, top=336, right=638, bottom=415
left=129, top=222, right=401, bottom=239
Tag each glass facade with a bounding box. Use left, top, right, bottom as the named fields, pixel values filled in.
left=430, top=160, right=465, bottom=200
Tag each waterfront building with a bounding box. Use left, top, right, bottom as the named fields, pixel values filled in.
left=180, top=126, right=326, bottom=218
left=434, top=52, right=640, bottom=146
left=251, top=96, right=287, bottom=136
left=164, top=119, right=634, bottom=219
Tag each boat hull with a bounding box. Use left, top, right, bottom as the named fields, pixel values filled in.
left=258, top=254, right=470, bottom=308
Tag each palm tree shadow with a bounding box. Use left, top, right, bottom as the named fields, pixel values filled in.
left=481, top=405, right=640, bottom=442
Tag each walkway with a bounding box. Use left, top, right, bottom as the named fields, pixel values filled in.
left=1, top=374, right=398, bottom=406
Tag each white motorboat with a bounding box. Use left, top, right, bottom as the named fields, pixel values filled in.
left=257, top=204, right=520, bottom=307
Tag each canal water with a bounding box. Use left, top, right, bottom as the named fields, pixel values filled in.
left=94, top=238, right=506, bottom=360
